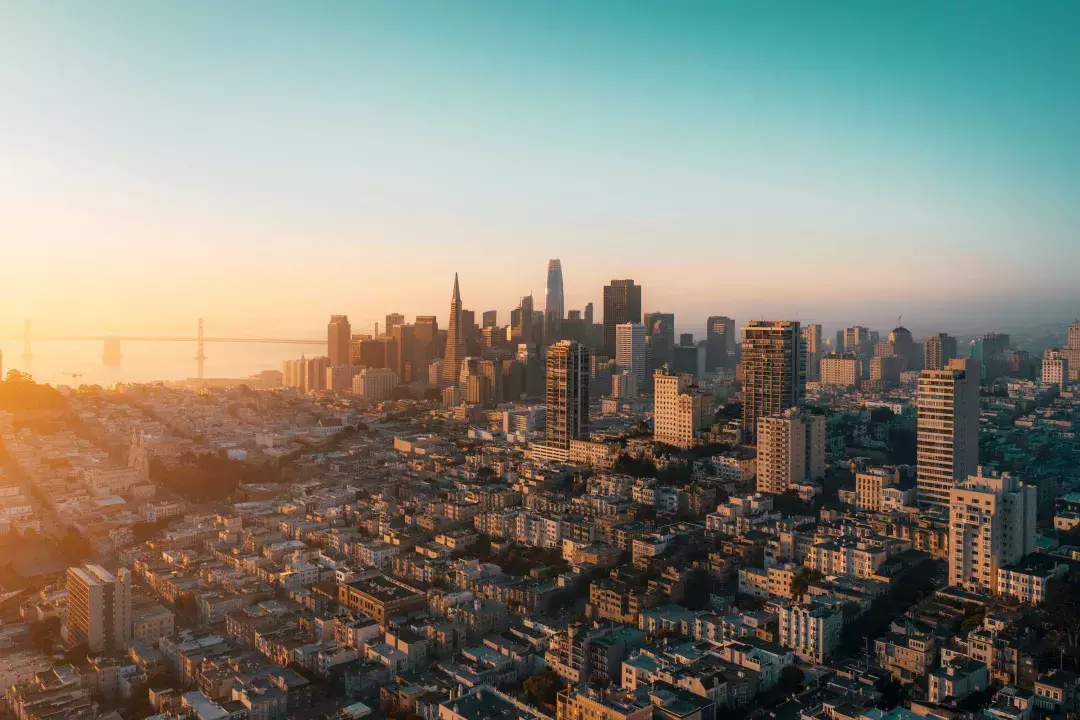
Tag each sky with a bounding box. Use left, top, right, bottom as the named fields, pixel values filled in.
left=1, top=0, right=1079, bottom=359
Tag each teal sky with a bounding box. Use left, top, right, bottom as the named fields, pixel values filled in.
left=1, top=0, right=1078, bottom=339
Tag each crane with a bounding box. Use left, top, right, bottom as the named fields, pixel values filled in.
left=65, top=372, right=83, bottom=386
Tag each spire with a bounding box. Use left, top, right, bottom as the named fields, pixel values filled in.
left=452, top=272, right=461, bottom=303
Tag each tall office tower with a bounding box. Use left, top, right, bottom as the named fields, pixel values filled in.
left=707, top=316, right=736, bottom=372
left=545, top=340, right=590, bottom=449
left=64, top=564, right=132, bottom=653
left=756, top=407, right=825, bottom=495
left=924, top=333, right=958, bottom=371
left=653, top=369, right=703, bottom=449
left=672, top=343, right=706, bottom=378
left=870, top=355, right=903, bottom=386
left=568, top=310, right=582, bottom=321
left=844, top=326, right=873, bottom=357
left=414, top=315, right=439, bottom=377
left=389, top=323, right=414, bottom=381
left=442, top=274, right=466, bottom=386
left=511, top=295, right=536, bottom=344
left=584, top=302, right=594, bottom=325
left=385, top=313, right=405, bottom=333
left=802, top=324, right=823, bottom=381
left=680, top=333, right=694, bottom=346
left=1070, top=320, right=1080, bottom=350
left=948, top=470, right=1036, bottom=595
left=327, top=315, right=352, bottom=367
left=835, top=329, right=845, bottom=353
left=545, top=259, right=565, bottom=339
left=1063, top=320, right=1080, bottom=382
left=982, top=332, right=1011, bottom=380
left=741, top=321, right=804, bottom=446
left=615, top=322, right=647, bottom=391
left=482, top=310, right=498, bottom=328
left=1042, top=349, right=1069, bottom=389
left=459, top=357, right=502, bottom=406
left=888, top=325, right=919, bottom=370
left=644, top=312, right=675, bottom=373
left=916, top=365, right=979, bottom=509
left=358, top=337, right=398, bottom=369
left=603, top=279, right=642, bottom=358
left=820, top=353, right=860, bottom=389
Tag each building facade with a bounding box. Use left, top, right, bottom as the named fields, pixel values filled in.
left=603, top=280, right=642, bottom=359
left=616, top=323, right=647, bottom=392
left=64, top=564, right=132, bottom=654
left=755, top=407, right=825, bottom=495
left=741, top=321, right=804, bottom=446
left=916, top=365, right=979, bottom=509
left=546, top=341, right=590, bottom=449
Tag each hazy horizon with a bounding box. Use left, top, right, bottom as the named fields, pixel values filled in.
left=2, top=1, right=1079, bottom=384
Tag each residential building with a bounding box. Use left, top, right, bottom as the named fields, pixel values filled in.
left=1042, top=349, right=1069, bottom=390
left=545, top=341, right=590, bottom=449
left=855, top=466, right=901, bottom=512
left=776, top=599, right=842, bottom=664
left=755, top=408, right=825, bottom=495
left=741, top=320, right=803, bottom=446
left=916, top=364, right=979, bottom=509
left=64, top=564, right=132, bottom=654
left=820, top=353, right=860, bottom=389
left=653, top=369, right=703, bottom=449
left=948, top=470, right=1037, bottom=595
left=924, top=333, right=958, bottom=371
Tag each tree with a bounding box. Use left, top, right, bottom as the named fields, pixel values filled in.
left=780, top=665, right=805, bottom=693
left=524, top=668, right=562, bottom=707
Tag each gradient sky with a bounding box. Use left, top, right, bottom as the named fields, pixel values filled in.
left=2, top=0, right=1079, bottom=341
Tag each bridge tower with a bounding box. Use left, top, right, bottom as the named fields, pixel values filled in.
left=195, top=318, right=206, bottom=380
left=22, top=319, right=31, bottom=375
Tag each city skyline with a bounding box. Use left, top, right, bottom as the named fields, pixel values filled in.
left=3, top=1, right=1080, bottom=346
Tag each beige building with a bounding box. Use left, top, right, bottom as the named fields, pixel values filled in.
left=948, top=469, right=1036, bottom=595
left=855, top=466, right=901, bottom=512
left=1042, top=349, right=1069, bottom=390
left=916, top=365, right=979, bottom=509
left=924, top=333, right=958, bottom=371
left=557, top=685, right=652, bottom=720
left=327, top=365, right=363, bottom=393
left=653, top=369, right=703, bottom=449
left=741, top=320, right=803, bottom=446
left=820, top=352, right=860, bottom=389
left=755, top=407, right=825, bottom=495
left=351, top=368, right=398, bottom=403
left=64, top=564, right=132, bottom=654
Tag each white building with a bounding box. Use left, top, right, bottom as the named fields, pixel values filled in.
left=352, top=368, right=398, bottom=403
left=917, top=363, right=979, bottom=509
left=948, top=469, right=1036, bottom=595
left=1042, top=349, right=1069, bottom=390
left=776, top=599, right=842, bottom=664
left=755, top=408, right=825, bottom=495
left=616, top=323, right=647, bottom=394
left=652, top=370, right=703, bottom=449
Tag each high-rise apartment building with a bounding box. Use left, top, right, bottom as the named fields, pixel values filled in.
left=755, top=407, right=825, bottom=495
left=819, top=352, right=860, bottom=389
left=870, top=355, right=902, bottom=386
left=948, top=470, right=1036, bottom=595
left=615, top=322, right=646, bottom=392
left=603, top=280, right=642, bottom=359
left=741, top=321, right=804, bottom=446
left=64, top=564, right=132, bottom=653
left=844, top=326, right=874, bottom=358
left=442, top=274, right=466, bottom=387
left=644, top=312, right=675, bottom=373
left=802, top=324, right=823, bottom=381
left=924, top=333, right=958, bottom=371
left=916, top=365, right=979, bottom=509
left=584, top=302, right=594, bottom=326
left=653, top=369, right=703, bottom=449
left=1042, top=348, right=1069, bottom=389
left=545, top=341, right=590, bottom=449
left=1062, top=322, right=1080, bottom=381
left=707, top=316, right=736, bottom=372
left=385, top=313, right=405, bottom=332
left=327, top=315, right=352, bottom=367
left=1069, top=320, right=1080, bottom=350
left=546, top=259, right=565, bottom=339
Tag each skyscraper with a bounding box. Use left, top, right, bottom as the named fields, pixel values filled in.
left=756, top=407, right=825, bottom=495
left=644, top=312, right=675, bottom=373
left=482, top=310, right=498, bottom=328
left=888, top=326, right=919, bottom=370
left=545, top=259, right=564, bottom=339
left=802, top=324, right=823, bottom=381
left=584, top=302, right=594, bottom=325
left=603, top=279, right=642, bottom=358
left=64, top=564, right=132, bottom=654
left=948, top=470, right=1035, bottom=595
left=741, top=321, right=804, bottom=446
left=545, top=340, right=590, bottom=449
left=327, top=315, right=352, bottom=367
left=616, top=322, right=646, bottom=391
left=916, top=364, right=979, bottom=509
left=385, top=313, right=405, bottom=333
left=924, top=333, right=958, bottom=371
left=442, top=274, right=465, bottom=386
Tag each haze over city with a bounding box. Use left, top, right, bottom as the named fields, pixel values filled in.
left=3, top=0, right=1080, bottom=386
